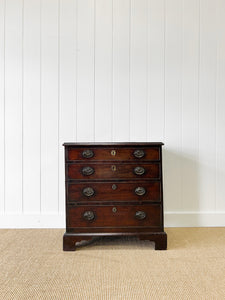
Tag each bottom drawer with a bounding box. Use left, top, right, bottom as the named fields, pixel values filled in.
left=67, top=204, right=161, bottom=228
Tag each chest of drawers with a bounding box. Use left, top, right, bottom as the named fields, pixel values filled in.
left=63, top=142, right=167, bottom=251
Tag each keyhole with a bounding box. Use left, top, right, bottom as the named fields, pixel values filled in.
left=111, top=165, right=116, bottom=171
left=111, top=150, right=116, bottom=156
left=112, top=184, right=117, bottom=190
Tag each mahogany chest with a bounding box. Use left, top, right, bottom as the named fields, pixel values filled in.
left=63, top=142, right=167, bottom=251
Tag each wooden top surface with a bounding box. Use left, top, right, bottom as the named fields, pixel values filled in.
left=63, top=142, right=164, bottom=146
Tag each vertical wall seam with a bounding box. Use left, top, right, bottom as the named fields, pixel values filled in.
left=40, top=0, right=42, bottom=214
left=111, top=0, right=114, bottom=141
left=128, top=0, right=131, bottom=141
left=180, top=0, right=184, bottom=210
left=163, top=0, right=166, bottom=210
left=146, top=0, right=149, bottom=141
left=75, top=0, right=78, bottom=141
left=163, top=0, right=166, bottom=142
left=57, top=0, right=60, bottom=213
left=3, top=0, right=6, bottom=213
left=197, top=0, right=200, bottom=192
left=215, top=0, right=218, bottom=211
left=93, top=0, right=96, bottom=142
left=21, top=0, right=24, bottom=214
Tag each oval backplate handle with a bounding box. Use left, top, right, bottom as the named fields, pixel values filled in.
left=83, top=211, right=95, bottom=221
left=82, top=149, right=94, bottom=158
left=135, top=187, right=146, bottom=196
left=82, top=187, right=95, bottom=197
left=82, top=166, right=94, bottom=176
left=134, top=166, right=145, bottom=176
left=133, top=149, right=145, bottom=158
left=135, top=211, right=146, bottom=220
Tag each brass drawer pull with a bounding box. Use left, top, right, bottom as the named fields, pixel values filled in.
left=83, top=211, right=95, bottom=221
left=134, top=166, right=145, bottom=176
left=133, top=149, right=145, bottom=158
left=82, top=149, right=94, bottom=158
left=135, top=187, right=146, bottom=196
left=82, top=187, right=95, bottom=197
left=82, top=166, right=94, bottom=176
left=112, top=207, right=117, bottom=213
left=135, top=211, right=146, bottom=220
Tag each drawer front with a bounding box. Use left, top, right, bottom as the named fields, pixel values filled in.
left=67, top=204, right=161, bottom=228
left=67, top=147, right=160, bottom=161
left=67, top=163, right=160, bottom=180
left=67, top=181, right=161, bottom=202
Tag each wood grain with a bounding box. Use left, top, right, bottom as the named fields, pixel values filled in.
left=67, top=146, right=160, bottom=161
left=67, top=181, right=161, bottom=202
left=67, top=162, right=160, bottom=180
left=67, top=204, right=161, bottom=228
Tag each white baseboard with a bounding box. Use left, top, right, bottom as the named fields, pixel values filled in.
left=0, top=212, right=224, bottom=228
left=0, top=213, right=65, bottom=228
left=165, top=211, right=225, bottom=227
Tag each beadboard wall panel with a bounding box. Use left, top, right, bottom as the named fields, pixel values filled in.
left=0, top=0, right=225, bottom=228
left=76, top=0, right=94, bottom=142
left=147, top=0, right=165, bottom=142
left=216, top=0, right=225, bottom=212
left=23, top=0, right=41, bottom=213
left=0, top=0, right=5, bottom=212
left=94, top=0, right=113, bottom=141
left=4, top=0, right=23, bottom=213
left=130, top=0, right=148, bottom=142
left=112, top=0, right=130, bottom=141
left=198, top=0, right=217, bottom=212
left=40, top=0, right=59, bottom=213
left=130, top=0, right=148, bottom=141
left=181, top=0, right=199, bottom=212
left=58, top=0, right=77, bottom=213
left=164, top=0, right=183, bottom=212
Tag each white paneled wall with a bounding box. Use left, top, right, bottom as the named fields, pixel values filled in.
left=0, top=0, right=225, bottom=228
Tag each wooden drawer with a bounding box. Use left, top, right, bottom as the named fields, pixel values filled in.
left=67, top=163, right=160, bottom=180
left=67, top=181, right=161, bottom=203
left=67, top=147, right=160, bottom=161
left=67, top=204, right=161, bottom=228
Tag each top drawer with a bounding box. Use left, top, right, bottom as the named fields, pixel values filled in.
left=66, top=147, right=160, bottom=162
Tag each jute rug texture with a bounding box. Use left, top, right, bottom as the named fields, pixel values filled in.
left=0, top=228, right=224, bottom=299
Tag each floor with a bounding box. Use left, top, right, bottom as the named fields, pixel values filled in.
left=0, top=228, right=224, bottom=299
